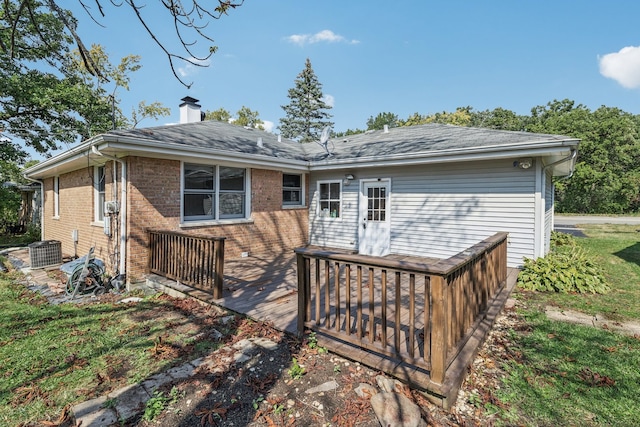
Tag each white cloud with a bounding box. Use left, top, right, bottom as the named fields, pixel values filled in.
left=323, top=94, right=335, bottom=108
left=178, top=57, right=211, bottom=78
left=598, top=46, right=640, bottom=89
left=286, top=30, right=359, bottom=47
left=262, top=120, right=275, bottom=133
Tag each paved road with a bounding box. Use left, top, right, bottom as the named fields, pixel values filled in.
left=554, top=215, right=640, bottom=226
left=554, top=215, right=640, bottom=237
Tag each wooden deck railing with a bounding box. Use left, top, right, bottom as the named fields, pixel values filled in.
left=148, top=230, right=225, bottom=298
left=295, top=232, right=507, bottom=386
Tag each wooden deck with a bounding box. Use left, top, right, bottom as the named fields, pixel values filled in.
left=147, top=250, right=467, bottom=334
left=147, top=252, right=301, bottom=333
left=147, top=246, right=518, bottom=408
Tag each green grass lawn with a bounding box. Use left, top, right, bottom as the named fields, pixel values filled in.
left=525, top=224, right=640, bottom=321
left=0, top=274, right=222, bottom=425
left=488, top=223, right=640, bottom=426
left=0, top=229, right=40, bottom=249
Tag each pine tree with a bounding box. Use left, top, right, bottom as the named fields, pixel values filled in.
left=279, top=58, right=334, bottom=143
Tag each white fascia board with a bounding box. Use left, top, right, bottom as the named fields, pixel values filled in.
left=309, top=141, right=578, bottom=171
left=23, top=137, right=103, bottom=178
left=24, top=135, right=309, bottom=179
left=100, top=138, right=309, bottom=170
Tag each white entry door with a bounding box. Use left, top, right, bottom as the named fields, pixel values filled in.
left=358, top=179, right=391, bottom=256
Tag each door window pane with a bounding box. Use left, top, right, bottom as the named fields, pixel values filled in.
left=367, top=185, right=387, bottom=222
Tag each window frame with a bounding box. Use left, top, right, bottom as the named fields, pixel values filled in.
left=316, top=180, right=342, bottom=219
left=181, top=162, right=250, bottom=223
left=94, top=165, right=106, bottom=223
left=282, top=173, right=304, bottom=207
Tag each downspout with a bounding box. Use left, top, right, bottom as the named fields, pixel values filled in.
left=91, top=146, right=127, bottom=276
left=23, top=176, right=45, bottom=241
left=543, top=148, right=577, bottom=253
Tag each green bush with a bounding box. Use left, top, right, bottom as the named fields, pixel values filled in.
left=517, top=232, right=609, bottom=294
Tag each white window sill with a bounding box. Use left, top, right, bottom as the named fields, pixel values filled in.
left=283, top=205, right=307, bottom=210
left=90, top=221, right=105, bottom=227
left=316, top=216, right=342, bottom=221
left=180, top=218, right=254, bottom=228
left=52, top=216, right=60, bottom=220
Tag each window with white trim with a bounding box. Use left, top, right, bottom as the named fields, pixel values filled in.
left=283, top=173, right=303, bottom=206
left=317, top=181, right=341, bottom=218
left=53, top=176, right=59, bottom=217
left=183, top=163, right=247, bottom=221
left=94, top=166, right=106, bottom=222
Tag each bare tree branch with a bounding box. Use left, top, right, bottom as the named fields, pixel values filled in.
left=3, top=0, right=244, bottom=87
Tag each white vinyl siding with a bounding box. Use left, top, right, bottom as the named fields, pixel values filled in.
left=309, top=177, right=359, bottom=250
left=543, top=169, right=554, bottom=255
left=309, top=159, right=538, bottom=267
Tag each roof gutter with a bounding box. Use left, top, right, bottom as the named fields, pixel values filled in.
left=309, top=141, right=579, bottom=171
left=91, top=145, right=127, bottom=277
left=542, top=148, right=577, bottom=180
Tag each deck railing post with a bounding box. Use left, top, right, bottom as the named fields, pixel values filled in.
left=296, top=252, right=308, bottom=338
left=213, top=238, right=225, bottom=299
left=430, top=274, right=448, bottom=385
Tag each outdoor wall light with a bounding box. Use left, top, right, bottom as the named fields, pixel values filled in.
left=344, top=174, right=355, bottom=185
left=515, top=158, right=533, bottom=169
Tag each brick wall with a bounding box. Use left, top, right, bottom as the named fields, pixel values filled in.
left=42, top=156, right=310, bottom=283
left=125, top=157, right=310, bottom=282
left=42, top=162, right=118, bottom=272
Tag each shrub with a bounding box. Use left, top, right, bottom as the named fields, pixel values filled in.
left=517, top=232, right=609, bottom=294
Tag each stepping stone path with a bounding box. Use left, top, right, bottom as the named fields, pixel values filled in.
left=73, top=336, right=282, bottom=426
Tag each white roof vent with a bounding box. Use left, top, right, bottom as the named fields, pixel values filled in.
left=383, top=124, right=389, bottom=133
left=257, top=137, right=264, bottom=148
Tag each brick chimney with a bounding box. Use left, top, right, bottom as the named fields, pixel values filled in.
left=179, top=96, right=204, bottom=123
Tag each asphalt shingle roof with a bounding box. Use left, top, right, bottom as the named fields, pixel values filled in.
left=105, top=121, right=575, bottom=164
left=107, top=120, right=308, bottom=161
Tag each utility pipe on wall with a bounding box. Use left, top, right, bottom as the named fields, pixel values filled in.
left=91, top=146, right=127, bottom=276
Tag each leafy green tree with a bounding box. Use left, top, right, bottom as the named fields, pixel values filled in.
left=279, top=58, right=334, bottom=143
left=70, top=45, right=170, bottom=132
left=470, top=107, right=525, bottom=131
left=1, top=4, right=168, bottom=160
left=398, top=112, right=428, bottom=127
left=366, top=112, right=399, bottom=130
left=525, top=100, right=640, bottom=213
left=0, top=160, right=23, bottom=233
left=334, top=128, right=365, bottom=138
left=234, top=106, right=264, bottom=129
left=205, top=108, right=232, bottom=122
left=424, top=107, right=473, bottom=127
left=1, top=1, right=99, bottom=157
left=129, top=101, right=171, bottom=129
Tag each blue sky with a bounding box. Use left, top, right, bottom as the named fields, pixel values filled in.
left=41, top=0, right=640, bottom=157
